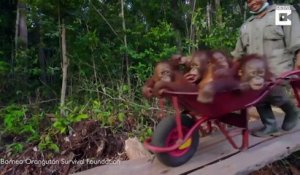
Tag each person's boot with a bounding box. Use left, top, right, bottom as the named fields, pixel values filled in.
left=280, top=101, right=299, bottom=131
left=252, top=104, right=278, bottom=137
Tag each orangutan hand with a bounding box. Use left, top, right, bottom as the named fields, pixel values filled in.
left=142, top=86, right=153, bottom=98
left=184, top=73, right=197, bottom=83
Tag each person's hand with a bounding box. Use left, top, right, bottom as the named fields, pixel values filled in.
left=295, top=50, right=300, bottom=70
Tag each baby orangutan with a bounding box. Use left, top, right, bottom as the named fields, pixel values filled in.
left=197, top=51, right=238, bottom=103
left=142, top=60, right=197, bottom=98
left=184, top=50, right=210, bottom=84
left=235, top=54, right=272, bottom=91
left=170, top=50, right=210, bottom=84
left=142, top=61, right=174, bottom=98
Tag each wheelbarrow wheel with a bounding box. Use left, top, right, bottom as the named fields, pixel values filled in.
left=151, top=114, right=199, bottom=167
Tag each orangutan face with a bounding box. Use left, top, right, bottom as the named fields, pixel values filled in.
left=240, top=59, right=266, bottom=90
left=186, top=52, right=209, bottom=83
left=154, top=62, right=173, bottom=82
left=212, top=52, right=229, bottom=69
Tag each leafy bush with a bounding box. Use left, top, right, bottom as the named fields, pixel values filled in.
left=191, top=7, right=242, bottom=52
left=38, top=134, right=59, bottom=153
left=0, top=105, right=42, bottom=143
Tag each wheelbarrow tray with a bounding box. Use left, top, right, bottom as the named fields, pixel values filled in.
left=162, top=87, right=270, bottom=119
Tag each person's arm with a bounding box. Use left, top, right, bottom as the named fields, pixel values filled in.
left=231, top=30, right=246, bottom=62
left=282, top=7, right=300, bottom=69
left=295, top=49, right=300, bottom=69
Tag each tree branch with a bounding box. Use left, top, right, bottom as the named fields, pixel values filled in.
left=90, top=1, right=124, bottom=43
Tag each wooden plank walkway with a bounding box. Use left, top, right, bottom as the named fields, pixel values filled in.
left=189, top=129, right=300, bottom=175
left=73, top=113, right=300, bottom=175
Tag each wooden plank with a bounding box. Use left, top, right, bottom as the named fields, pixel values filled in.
left=72, top=113, right=300, bottom=175
left=188, top=128, right=300, bottom=175
left=72, top=130, right=241, bottom=175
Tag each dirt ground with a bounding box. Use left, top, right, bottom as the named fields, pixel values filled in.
left=250, top=151, right=300, bottom=175
left=0, top=108, right=298, bottom=175
left=0, top=120, right=128, bottom=175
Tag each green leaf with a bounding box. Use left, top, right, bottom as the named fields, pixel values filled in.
left=122, top=85, right=129, bottom=93
left=9, top=143, right=24, bottom=154
left=73, top=114, right=88, bottom=122
left=147, top=127, right=153, bottom=136
left=49, top=143, right=60, bottom=153
left=117, top=113, right=125, bottom=122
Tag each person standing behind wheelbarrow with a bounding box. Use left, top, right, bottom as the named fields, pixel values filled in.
left=231, top=0, right=300, bottom=137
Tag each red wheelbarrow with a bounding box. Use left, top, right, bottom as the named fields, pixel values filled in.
left=144, top=70, right=300, bottom=167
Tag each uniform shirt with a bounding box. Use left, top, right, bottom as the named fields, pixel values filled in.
left=231, top=4, right=300, bottom=76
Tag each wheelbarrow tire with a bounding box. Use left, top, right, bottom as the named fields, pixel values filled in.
left=151, top=114, right=199, bottom=167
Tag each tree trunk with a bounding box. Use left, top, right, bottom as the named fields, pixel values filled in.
left=121, top=0, right=131, bottom=94
left=184, top=1, right=189, bottom=51
left=206, top=3, right=211, bottom=32
left=171, top=0, right=183, bottom=52
left=214, top=0, right=222, bottom=24
left=13, top=1, right=20, bottom=77
left=15, top=0, right=28, bottom=49
left=189, top=0, right=197, bottom=53
left=18, top=2, right=28, bottom=47
left=14, top=0, right=28, bottom=81
left=237, top=0, right=247, bottom=22
left=214, top=0, right=220, bottom=7
left=237, top=0, right=245, bottom=18
left=60, top=22, right=68, bottom=116
left=38, top=48, right=47, bottom=83
left=14, top=2, right=20, bottom=52
left=244, top=1, right=247, bottom=22
left=92, top=53, right=100, bottom=100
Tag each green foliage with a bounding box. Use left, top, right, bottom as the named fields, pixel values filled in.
left=8, top=143, right=24, bottom=154
left=128, top=21, right=177, bottom=84
left=191, top=7, right=242, bottom=52
left=0, top=61, right=9, bottom=75
left=2, top=105, right=28, bottom=133
left=0, top=105, right=42, bottom=143
left=204, top=8, right=242, bottom=51
left=138, top=126, right=153, bottom=142
left=130, top=62, right=153, bottom=84
left=128, top=21, right=177, bottom=63
left=38, top=134, right=59, bottom=153
left=52, top=117, right=69, bottom=134
left=202, top=24, right=239, bottom=51
left=127, top=116, right=154, bottom=142
left=53, top=104, right=89, bottom=134
left=91, top=96, right=127, bottom=127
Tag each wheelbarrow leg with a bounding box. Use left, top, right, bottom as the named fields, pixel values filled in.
left=215, top=109, right=249, bottom=150
left=172, top=96, right=183, bottom=140
left=241, top=129, right=249, bottom=151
